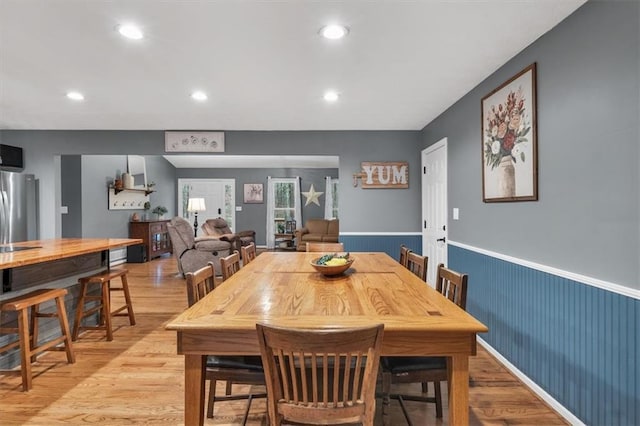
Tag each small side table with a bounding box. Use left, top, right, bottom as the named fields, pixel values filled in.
left=274, top=233, right=295, bottom=251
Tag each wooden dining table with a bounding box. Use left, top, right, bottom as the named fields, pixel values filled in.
left=166, top=251, right=488, bottom=425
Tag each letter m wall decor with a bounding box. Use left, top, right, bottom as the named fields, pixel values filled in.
left=360, top=162, right=408, bottom=188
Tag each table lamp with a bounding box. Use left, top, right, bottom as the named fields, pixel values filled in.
left=187, top=198, right=206, bottom=237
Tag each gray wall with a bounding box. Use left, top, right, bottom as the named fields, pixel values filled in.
left=0, top=130, right=421, bottom=239
left=176, top=167, right=338, bottom=245
left=61, top=155, right=82, bottom=237
left=79, top=155, right=176, bottom=238
left=421, top=0, right=639, bottom=289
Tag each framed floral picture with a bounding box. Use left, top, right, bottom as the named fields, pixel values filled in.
left=481, top=63, right=538, bottom=202
left=243, top=183, right=263, bottom=204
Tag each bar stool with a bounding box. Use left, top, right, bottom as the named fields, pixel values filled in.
left=72, top=268, right=136, bottom=342
left=0, top=288, right=76, bottom=391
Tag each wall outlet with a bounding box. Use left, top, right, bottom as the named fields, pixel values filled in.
left=235, top=206, right=242, bottom=211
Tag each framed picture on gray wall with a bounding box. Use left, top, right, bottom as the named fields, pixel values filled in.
left=165, top=131, right=225, bottom=152
left=481, top=63, right=538, bottom=202
left=244, top=183, right=264, bottom=204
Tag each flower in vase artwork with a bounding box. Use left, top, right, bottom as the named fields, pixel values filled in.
left=481, top=63, right=538, bottom=202
left=483, top=89, right=531, bottom=170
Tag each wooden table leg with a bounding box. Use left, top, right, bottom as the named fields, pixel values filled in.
left=185, top=354, right=205, bottom=426
left=449, top=354, right=469, bottom=425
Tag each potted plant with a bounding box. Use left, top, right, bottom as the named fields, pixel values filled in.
left=143, top=201, right=151, bottom=220
left=152, top=205, right=168, bottom=219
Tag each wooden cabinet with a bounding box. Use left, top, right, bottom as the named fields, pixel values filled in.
left=129, top=220, right=172, bottom=260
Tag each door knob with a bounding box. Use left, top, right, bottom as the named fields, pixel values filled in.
left=436, top=237, right=446, bottom=243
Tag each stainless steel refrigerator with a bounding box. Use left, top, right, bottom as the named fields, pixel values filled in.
left=0, top=171, right=39, bottom=244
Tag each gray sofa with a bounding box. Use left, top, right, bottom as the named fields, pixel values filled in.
left=166, top=216, right=232, bottom=277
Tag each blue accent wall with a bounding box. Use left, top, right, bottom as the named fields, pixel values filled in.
left=340, top=234, right=421, bottom=262
left=449, top=245, right=639, bottom=426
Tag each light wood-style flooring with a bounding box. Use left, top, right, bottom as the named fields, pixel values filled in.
left=0, top=255, right=567, bottom=425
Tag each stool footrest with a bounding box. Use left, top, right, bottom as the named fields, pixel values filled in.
left=76, top=325, right=107, bottom=331
left=0, top=338, right=22, bottom=353
left=32, top=335, right=67, bottom=356
left=34, top=312, right=59, bottom=319
left=78, top=305, right=102, bottom=318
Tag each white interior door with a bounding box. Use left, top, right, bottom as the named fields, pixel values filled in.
left=422, top=138, right=448, bottom=286
left=177, top=179, right=235, bottom=235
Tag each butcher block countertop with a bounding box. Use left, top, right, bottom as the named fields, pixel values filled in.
left=0, top=238, right=142, bottom=269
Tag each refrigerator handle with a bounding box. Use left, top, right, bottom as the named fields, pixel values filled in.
left=0, top=190, right=7, bottom=243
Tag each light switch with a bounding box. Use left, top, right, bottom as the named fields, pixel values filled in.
left=60, top=206, right=69, bottom=214
left=453, top=208, right=459, bottom=220
left=235, top=206, right=242, bottom=211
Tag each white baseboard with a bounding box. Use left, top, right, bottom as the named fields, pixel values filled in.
left=477, top=337, right=585, bottom=426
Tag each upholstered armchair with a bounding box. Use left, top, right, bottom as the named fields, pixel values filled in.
left=294, top=218, right=339, bottom=251
left=166, top=217, right=232, bottom=277
left=201, top=218, right=256, bottom=255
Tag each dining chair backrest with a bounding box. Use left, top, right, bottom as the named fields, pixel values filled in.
left=256, top=323, right=384, bottom=426
left=220, top=251, right=241, bottom=281
left=184, top=262, right=216, bottom=307
left=241, top=242, right=257, bottom=265
left=399, top=244, right=412, bottom=268
left=306, top=242, right=345, bottom=252
left=406, top=252, right=428, bottom=281
left=435, top=263, right=468, bottom=310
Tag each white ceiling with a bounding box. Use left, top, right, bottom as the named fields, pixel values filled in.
left=0, top=0, right=586, bottom=131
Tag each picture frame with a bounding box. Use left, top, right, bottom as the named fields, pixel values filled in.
left=165, top=131, right=225, bottom=153
left=285, top=220, right=296, bottom=234
left=127, top=155, right=147, bottom=189
left=243, top=183, right=264, bottom=204
left=481, top=63, right=538, bottom=202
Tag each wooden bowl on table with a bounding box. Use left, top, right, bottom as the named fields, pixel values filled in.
left=310, top=256, right=355, bottom=276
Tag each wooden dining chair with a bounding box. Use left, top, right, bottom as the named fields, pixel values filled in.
left=256, top=323, right=384, bottom=426
left=185, top=262, right=266, bottom=422
left=305, top=242, right=345, bottom=252
left=406, top=252, right=428, bottom=281
left=399, top=244, right=412, bottom=268
left=220, top=250, right=241, bottom=281
left=241, top=242, right=257, bottom=265
left=381, top=263, right=468, bottom=423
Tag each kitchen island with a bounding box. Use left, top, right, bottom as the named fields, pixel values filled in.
left=0, top=238, right=141, bottom=369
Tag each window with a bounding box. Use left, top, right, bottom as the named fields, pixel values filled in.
left=324, top=177, right=339, bottom=219
left=274, top=181, right=296, bottom=230
left=267, top=177, right=301, bottom=248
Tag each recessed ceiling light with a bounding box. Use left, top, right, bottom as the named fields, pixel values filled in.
left=323, top=91, right=339, bottom=102
left=66, top=91, right=84, bottom=101
left=117, top=23, right=144, bottom=40
left=320, top=24, right=349, bottom=40
left=191, top=91, right=208, bottom=101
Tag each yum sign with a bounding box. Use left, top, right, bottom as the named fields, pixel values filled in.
left=359, top=161, right=409, bottom=189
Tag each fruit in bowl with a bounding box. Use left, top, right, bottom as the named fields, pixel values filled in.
left=310, top=253, right=354, bottom=276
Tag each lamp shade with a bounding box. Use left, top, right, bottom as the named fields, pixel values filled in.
left=187, top=198, right=206, bottom=212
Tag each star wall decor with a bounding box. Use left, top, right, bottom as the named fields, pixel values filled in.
left=302, top=184, right=324, bottom=206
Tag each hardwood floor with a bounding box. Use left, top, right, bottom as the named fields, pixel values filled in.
left=0, top=256, right=567, bottom=425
